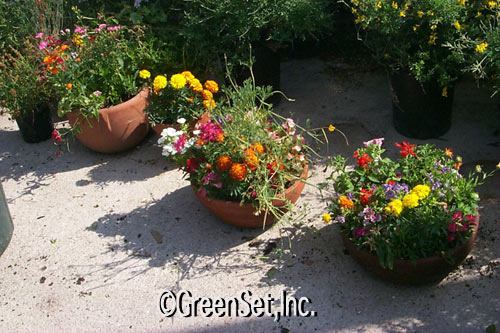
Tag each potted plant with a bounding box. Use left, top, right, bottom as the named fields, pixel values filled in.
left=38, top=13, right=160, bottom=153
left=179, top=0, right=331, bottom=91
left=139, top=69, right=220, bottom=137
left=158, top=79, right=317, bottom=228
left=323, top=138, right=498, bottom=285
left=0, top=40, right=54, bottom=143
left=344, top=0, right=469, bottom=139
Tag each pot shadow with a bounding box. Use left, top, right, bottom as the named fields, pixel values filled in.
left=80, top=185, right=269, bottom=289
left=254, top=197, right=499, bottom=331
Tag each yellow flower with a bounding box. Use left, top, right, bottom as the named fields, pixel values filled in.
left=442, top=87, right=448, bottom=97
left=454, top=20, right=461, bottom=30
left=392, top=1, right=398, bottom=9
left=170, top=74, right=187, bottom=90
left=203, top=98, right=216, bottom=111
left=139, top=69, right=150, bottom=79
left=413, top=25, right=420, bottom=31
left=153, top=75, right=168, bottom=91
left=430, top=24, right=437, bottom=30
left=322, top=213, right=332, bottom=224
left=355, top=15, right=366, bottom=24
left=410, top=185, right=431, bottom=200
left=476, top=42, right=488, bottom=53
left=428, top=33, right=437, bottom=45
left=427, top=10, right=434, bottom=16
left=377, top=1, right=382, bottom=8
left=400, top=11, right=406, bottom=17
left=72, top=35, right=83, bottom=46
left=190, top=79, right=203, bottom=93
left=489, top=1, right=497, bottom=9
left=457, top=0, right=467, bottom=5
left=181, top=71, right=195, bottom=84
left=417, top=10, right=424, bottom=18
left=402, top=193, right=419, bottom=208
left=328, top=124, right=336, bottom=132
left=351, top=0, right=359, bottom=6
left=385, top=199, right=403, bottom=217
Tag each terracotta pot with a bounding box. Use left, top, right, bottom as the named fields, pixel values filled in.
left=151, top=113, right=211, bottom=138
left=342, top=216, right=479, bottom=285
left=66, top=89, right=150, bottom=153
left=193, top=165, right=308, bottom=228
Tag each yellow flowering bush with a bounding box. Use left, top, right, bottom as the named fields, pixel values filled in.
left=343, top=0, right=471, bottom=89
left=142, top=70, right=219, bottom=125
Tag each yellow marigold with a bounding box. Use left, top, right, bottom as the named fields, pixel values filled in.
left=245, top=149, right=259, bottom=171
left=202, top=89, right=213, bottom=100
left=181, top=71, right=195, bottom=84
left=402, top=193, right=420, bottom=208
left=170, top=74, right=186, bottom=90
left=253, top=142, right=265, bottom=154
left=216, top=156, right=232, bottom=171
left=229, top=163, right=247, bottom=181
left=476, top=42, right=488, bottom=53
left=203, top=98, right=216, bottom=111
left=139, top=69, right=151, bottom=79
left=338, top=196, right=355, bottom=209
left=190, top=79, right=203, bottom=93
left=410, top=185, right=431, bottom=200
left=322, top=213, right=332, bottom=224
left=385, top=199, right=403, bottom=217
left=204, top=80, right=219, bottom=93
left=153, top=75, right=168, bottom=91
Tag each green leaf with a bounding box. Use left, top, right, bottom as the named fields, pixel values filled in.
left=368, top=175, right=380, bottom=183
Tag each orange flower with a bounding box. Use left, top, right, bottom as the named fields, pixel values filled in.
left=181, top=71, right=195, bottom=83
left=43, top=56, right=53, bottom=65
left=216, top=156, right=232, bottom=171
left=217, top=133, right=224, bottom=142
left=75, top=57, right=81, bottom=62
left=60, top=44, right=69, bottom=52
left=203, top=98, right=216, bottom=111
left=205, top=163, right=212, bottom=170
left=66, top=83, right=73, bottom=89
left=253, top=142, right=264, bottom=154
left=202, top=89, right=213, bottom=100
left=190, top=79, right=203, bottom=93
left=205, top=80, right=219, bottom=93
left=196, top=139, right=204, bottom=146
left=49, top=67, right=58, bottom=75
left=229, top=163, right=247, bottom=181
left=338, top=195, right=354, bottom=209
left=187, top=96, right=195, bottom=103
left=245, top=149, right=259, bottom=171
left=445, top=148, right=453, bottom=158
left=455, top=162, right=462, bottom=169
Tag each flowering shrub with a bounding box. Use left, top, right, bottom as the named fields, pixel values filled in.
left=324, top=139, right=497, bottom=268
left=37, top=13, right=157, bottom=120
left=344, top=0, right=470, bottom=90
left=159, top=79, right=315, bottom=222
left=141, top=69, right=219, bottom=125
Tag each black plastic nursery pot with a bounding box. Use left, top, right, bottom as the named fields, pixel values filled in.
left=0, top=184, right=13, bottom=257
left=15, top=103, right=53, bottom=143
left=389, top=71, right=454, bottom=139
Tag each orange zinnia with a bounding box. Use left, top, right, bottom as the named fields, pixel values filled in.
left=229, top=163, right=247, bottom=181
left=216, top=156, right=232, bottom=171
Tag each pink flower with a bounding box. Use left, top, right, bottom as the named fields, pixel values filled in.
left=200, top=188, right=206, bottom=197
left=38, top=41, right=48, bottom=50
left=459, top=224, right=469, bottom=232
left=35, top=32, right=44, bottom=39
left=214, top=182, right=222, bottom=189
left=74, top=26, right=86, bottom=34
left=174, top=134, right=187, bottom=152
left=251, top=192, right=257, bottom=198
left=465, top=214, right=475, bottom=222
left=363, top=138, right=385, bottom=147
left=452, top=211, right=463, bottom=221
left=54, top=152, right=62, bottom=158
left=39, top=75, right=46, bottom=81
left=448, top=223, right=457, bottom=233
left=51, top=129, right=62, bottom=143
left=93, top=91, right=102, bottom=96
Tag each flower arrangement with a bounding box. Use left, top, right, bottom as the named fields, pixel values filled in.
left=344, top=0, right=470, bottom=90
left=37, top=13, right=158, bottom=120
left=324, top=139, right=497, bottom=268
left=158, top=79, right=314, bottom=222
left=140, top=69, right=219, bottom=125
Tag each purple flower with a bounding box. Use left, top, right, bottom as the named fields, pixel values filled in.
left=335, top=215, right=345, bottom=224
left=353, top=227, right=369, bottom=238
left=363, top=137, right=384, bottom=147
left=346, top=192, right=355, bottom=200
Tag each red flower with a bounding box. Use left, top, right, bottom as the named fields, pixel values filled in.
left=353, top=151, right=372, bottom=169
left=51, top=129, right=62, bottom=143
left=395, top=142, right=416, bottom=158
left=360, top=188, right=373, bottom=205
left=185, top=158, right=201, bottom=173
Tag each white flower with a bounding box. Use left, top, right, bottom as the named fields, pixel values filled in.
left=157, top=136, right=167, bottom=145
left=292, top=145, right=302, bottom=153
left=165, top=127, right=178, bottom=137
left=193, top=130, right=201, bottom=135
left=177, top=118, right=186, bottom=124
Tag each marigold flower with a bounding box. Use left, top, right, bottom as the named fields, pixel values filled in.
left=139, top=69, right=151, bottom=79
left=322, top=213, right=332, bottom=224
left=245, top=149, right=259, bottom=171
left=203, top=98, right=216, bottom=111
left=402, top=193, right=419, bottom=208
left=171, top=74, right=187, bottom=90
left=204, top=80, right=219, bottom=93
left=72, top=35, right=83, bottom=46
left=385, top=199, right=403, bottom=216
left=202, top=89, right=213, bottom=100
left=181, top=71, right=195, bottom=83
left=229, top=163, right=247, bottom=181
left=410, top=185, right=431, bottom=200
left=216, top=156, right=232, bottom=171
left=338, top=195, right=355, bottom=209
left=153, top=75, right=168, bottom=91
left=253, top=142, right=264, bottom=154
left=190, top=78, right=203, bottom=93
left=66, top=83, right=73, bottom=89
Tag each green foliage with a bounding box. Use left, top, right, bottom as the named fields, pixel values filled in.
left=343, top=0, right=470, bottom=88
left=327, top=140, right=496, bottom=268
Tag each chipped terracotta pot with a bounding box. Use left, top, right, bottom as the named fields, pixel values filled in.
left=193, top=165, right=308, bottom=228
left=66, top=88, right=150, bottom=153
left=342, top=215, right=479, bottom=285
